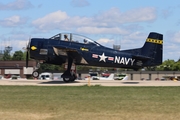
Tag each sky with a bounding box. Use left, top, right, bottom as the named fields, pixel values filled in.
left=0, top=0, right=180, bottom=61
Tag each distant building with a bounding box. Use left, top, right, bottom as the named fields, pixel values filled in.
left=0, top=60, right=36, bottom=78
left=126, top=71, right=180, bottom=80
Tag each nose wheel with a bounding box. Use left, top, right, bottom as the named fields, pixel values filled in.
left=32, top=70, right=39, bottom=78
left=32, top=61, right=40, bottom=79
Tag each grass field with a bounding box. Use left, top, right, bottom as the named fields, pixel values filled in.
left=0, top=86, right=180, bottom=120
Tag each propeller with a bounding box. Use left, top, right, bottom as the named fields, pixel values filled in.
left=26, top=38, right=31, bottom=68
left=26, top=49, right=29, bottom=68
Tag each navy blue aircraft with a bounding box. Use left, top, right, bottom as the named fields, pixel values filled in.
left=26, top=32, right=163, bottom=82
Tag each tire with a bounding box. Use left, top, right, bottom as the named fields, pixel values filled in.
left=63, top=77, right=71, bottom=83
left=70, top=74, right=77, bottom=82
left=63, top=73, right=77, bottom=82
left=32, top=71, right=39, bottom=78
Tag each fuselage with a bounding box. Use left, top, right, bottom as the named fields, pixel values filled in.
left=28, top=32, right=163, bottom=82
left=30, top=38, right=142, bottom=69
left=29, top=32, right=163, bottom=70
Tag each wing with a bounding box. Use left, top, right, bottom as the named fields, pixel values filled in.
left=52, top=46, right=88, bottom=65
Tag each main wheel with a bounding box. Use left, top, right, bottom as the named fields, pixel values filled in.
left=70, top=74, right=77, bottom=82
left=63, top=77, right=72, bottom=83
left=63, top=74, right=77, bottom=82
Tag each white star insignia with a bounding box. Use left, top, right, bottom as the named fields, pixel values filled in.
left=99, top=53, right=107, bottom=62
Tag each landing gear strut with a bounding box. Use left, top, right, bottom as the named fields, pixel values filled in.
left=61, top=57, right=77, bottom=83
left=32, top=61, right=41, bottom=79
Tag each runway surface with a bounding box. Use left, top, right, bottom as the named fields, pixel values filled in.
left=0, top=79, right=180, bottom=86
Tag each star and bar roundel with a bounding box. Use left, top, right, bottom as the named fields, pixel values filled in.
left=92, top=53, right=114, bottom=62
left=92, top=52, right=136, bottom=66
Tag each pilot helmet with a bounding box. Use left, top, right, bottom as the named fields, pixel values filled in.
left=64, top=34, right=68, bottom=38
left=84, top=39, right=87, bottom=43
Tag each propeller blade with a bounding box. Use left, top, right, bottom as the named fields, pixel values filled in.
left=26, top=37, right=31, bottom=68
left=27, top=37, right=31, bottom=50
left=26, top=51, right=29, bottom=68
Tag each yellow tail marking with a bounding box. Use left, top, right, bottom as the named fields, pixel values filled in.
left=146, top=38, right=163, bottom=44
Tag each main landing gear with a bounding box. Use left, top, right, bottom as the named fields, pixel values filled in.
left=61, top=57, right=77, bottom=83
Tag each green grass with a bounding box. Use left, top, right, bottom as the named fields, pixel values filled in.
left=0, top=86, right=180, bottom=120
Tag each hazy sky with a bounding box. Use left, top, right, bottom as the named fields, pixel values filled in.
left=0, top=0, right=180, bottom=61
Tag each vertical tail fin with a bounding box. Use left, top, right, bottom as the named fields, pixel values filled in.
left=121, top=32, right=163, bottom=67
left=142, top=32, right=163, bottom=66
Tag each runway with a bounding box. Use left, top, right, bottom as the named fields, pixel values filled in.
left=0, top=79, right=180, bottom=86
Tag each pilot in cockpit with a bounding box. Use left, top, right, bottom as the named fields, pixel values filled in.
left=84, top=39, right=88, bottom=44
left=64, top=34, right=69, bottom=41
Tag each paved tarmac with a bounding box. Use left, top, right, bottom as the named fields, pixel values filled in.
left=0, top=79, right=180, bottom=86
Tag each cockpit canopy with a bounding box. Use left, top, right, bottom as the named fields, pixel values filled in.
left=50, top=33, right=100, bottom=46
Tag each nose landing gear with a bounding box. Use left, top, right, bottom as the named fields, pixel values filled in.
left=32, top=70, right=39, bottom=78
left=32, top=61, right=41, bottom=79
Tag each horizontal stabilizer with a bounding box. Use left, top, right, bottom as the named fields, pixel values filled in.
left=132, top=55, right=152, bottom=60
